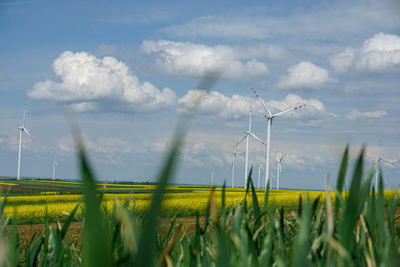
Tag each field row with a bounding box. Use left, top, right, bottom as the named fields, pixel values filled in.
left=2, top=189, right=398, bottom=223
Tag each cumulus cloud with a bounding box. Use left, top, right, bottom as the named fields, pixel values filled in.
left=276, top=61, right=336, bottom=90
left=28, top=51, right=177, bottom=112
left=329, top=33, right=400, bottom=73
left=265, top=93, right=327, bottom=119
left=179, top=90, right=327, bottom=120
left=178, top=90, right=253, bottom=119
left=346, top=109, right=388, bottom=120
left=141, top=40, right=269, bottom=79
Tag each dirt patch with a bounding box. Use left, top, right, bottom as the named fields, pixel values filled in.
left=5, top=217, right=205, bottom=253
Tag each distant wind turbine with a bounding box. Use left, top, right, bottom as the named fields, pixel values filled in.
left=17, top=107, right=36, bottom=180
left=257, top=162, right=264, bottom=189
left=52, top=159, right=58, bottom=180
left=375, top=142, right=399, bottom=189
left=276, top=152, right=287, bottom=190
left=233, top=105, right=265, bottom=188
left=231, top=151, right=244, bottom=188
left=251, top=88, right=307, bottom=191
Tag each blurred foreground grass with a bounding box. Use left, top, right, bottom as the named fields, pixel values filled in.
left=0, top=142, right=399, bottom=266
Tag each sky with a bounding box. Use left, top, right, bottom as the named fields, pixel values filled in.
left=0, top=0, right=400, bottom=189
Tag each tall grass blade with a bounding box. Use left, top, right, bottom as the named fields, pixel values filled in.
left=76, top=140, right=113, bottom=267
left=338, top=147, right=364, bottom=251
left=336, top=145, right=349, bottom=193
left=134, top=135, right=182, bottom=266
left=291, top=198, right=311, bottom=266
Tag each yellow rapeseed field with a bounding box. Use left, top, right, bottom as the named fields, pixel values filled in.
left=1, top=187, right=398, bottom=222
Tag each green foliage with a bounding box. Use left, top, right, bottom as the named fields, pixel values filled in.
left=1, top=144, right=400, bottom=266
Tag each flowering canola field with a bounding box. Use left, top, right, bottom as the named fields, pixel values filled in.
left=1, top=180, right=398, bottom=223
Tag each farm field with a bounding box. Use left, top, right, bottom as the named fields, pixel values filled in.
left=1, top=147, right=400, bottom=266
left=1, top=178, right=398, bottom=223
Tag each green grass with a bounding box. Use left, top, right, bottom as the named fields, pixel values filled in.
left=1, top=141, right=400, bottom=266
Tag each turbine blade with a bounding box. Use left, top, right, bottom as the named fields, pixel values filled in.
left=23, top=128, right=36, bottom=143
left=380, top=158, right=400, bottom=167
left=249, top=132, right=265, bottom=145
left=248, top=104, right=252, bottom=131
left=251, top=88, right=272, bottom=117
left=273, top=104, right=307, bottom=117
left=22, top=105, right=26, bottom=127
left=233, top=134, right=248, bottom=148
left=280, top=152, right=287, bottom=162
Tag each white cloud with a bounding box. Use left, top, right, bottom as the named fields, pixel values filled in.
left=141, top=40, right=269, bottom=79
left=265, top=93, right=327, bottom=119
left=28, top=51, right=177, bottom=112
left=330, top=33, right=400, bottom=73
left=346, top=109, right=388, bottom=120
left=178, top=90, right=253, bottom=119
left=329, top=48, right=355, bottom=73
left=68, top=102, right=98, bottom=112
left=178, top=90, right=327, bottom=120
left=276, top=61, right=336, bottom=90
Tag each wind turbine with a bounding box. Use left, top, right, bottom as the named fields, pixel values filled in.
left=257, top=162, right=264, bottom=189
left=231, top=151, right=244, bottom=188
left=276, top=152, right=287, bottom=190
left=233, top=105, right=265, bottom=188
left=52, top=159, right=58, bottom=180
left=375, top=142, right=399, bottom=189
left=17, top=107, right=36, bottom=180
left=251, top=88, right=306, bottom=191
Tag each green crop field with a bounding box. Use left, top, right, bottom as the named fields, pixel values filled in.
left=1, top=138, right=400, bottom=266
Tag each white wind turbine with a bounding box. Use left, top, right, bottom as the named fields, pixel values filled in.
left=276, top=152, right=287, bottom=190
left=233, top=105, right=265, bottom=188
left=17, top=107, right=36, bottom=180
left=375, top=142, right=399, bottom=189
left=251, top=88, right=307, bottom=191
left=52, top=159, right=58, bottom=180
left=257, top=162, right=264, bottom=189
left=231, top=151, right=245, bottom=188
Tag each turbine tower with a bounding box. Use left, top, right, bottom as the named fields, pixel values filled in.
left=231, top=151, right=244, bottom=188
left=375, top=142, right=399, bottom=189
left=257, top=162, right=264, bottom=189
left=233, top=105, right=265, bottom=188
left=52, top=159, right=58, bottom=180
left=17, top=107, right=36, bottom=180
left=276, top=152, right=287, bottom=190
left=251, top=88, right=306, bottom=191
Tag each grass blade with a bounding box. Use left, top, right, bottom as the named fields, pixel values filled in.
left=75, top=139, right=113, bottom=267
left=336, top=145, right=349, bottom=193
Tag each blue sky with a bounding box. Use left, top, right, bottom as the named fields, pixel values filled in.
left=1, top=0, right=399, bottom=189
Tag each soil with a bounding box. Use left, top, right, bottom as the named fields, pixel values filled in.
left=5, top=217, right=205, bottom=253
